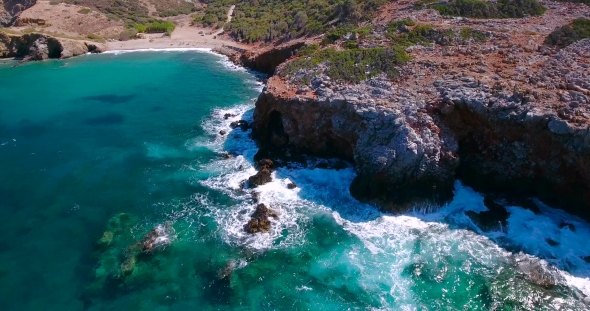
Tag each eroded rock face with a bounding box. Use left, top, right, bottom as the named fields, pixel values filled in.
left=253, top=75, right=459, bottom=211
left=240, top=42, right=306, bottom=75
left=251, top=38, right=590, bottom=218
left=434, top=40, right=590, bottom=218
left=0, top=32, right=105, bottom=60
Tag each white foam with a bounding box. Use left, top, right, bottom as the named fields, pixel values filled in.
left=169, top=67, right=590, bottom=306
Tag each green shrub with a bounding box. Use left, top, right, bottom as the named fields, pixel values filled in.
left=431, top=0, right=545, bottom=18
left=459, top=27, right=488, bottom=42
left=281, top=47, right=411, bottom=83
left=133, top=24, right=147, bottom=33
left=211, top=0, right=387, bottom=43
left=296, top=44, right=320, bottom=56
left=78, top=8, right=91, bottom=14
left=388, top=23, right=489, bottom=46
left=119, top=28, right=138, bottom=41
left=133, top=20, right=175, bottom=35
left=544, top=18, right=590, bottom=48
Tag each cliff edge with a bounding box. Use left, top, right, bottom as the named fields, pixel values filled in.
left=0, top=32, right=105, bottom=60
left=248, top=5, right=590, bottom=218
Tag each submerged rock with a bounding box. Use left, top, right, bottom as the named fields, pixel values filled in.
left=244, top=203, right=278, bottom=234
left=138, top=222, right=175, bottom=253
left=516, top=257, right=561, bottom=289
left=224, top=113, right=237, bottom=120
left=287, top=182, right=297, bottom=189
left=230, top=120, right=250, bottom=131
left=120, top=255, right=136, bottom=277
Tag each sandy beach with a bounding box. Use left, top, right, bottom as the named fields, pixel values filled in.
left=105, top=8, right=249, bottom=52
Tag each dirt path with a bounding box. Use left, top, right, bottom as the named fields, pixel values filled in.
left=213, top=5, right=235, bottom=37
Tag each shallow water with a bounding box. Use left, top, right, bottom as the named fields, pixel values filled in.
left=0, top=50, right=589, bottom=310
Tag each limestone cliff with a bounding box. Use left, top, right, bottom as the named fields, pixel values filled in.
left=0, top=32, right=105, bottom=60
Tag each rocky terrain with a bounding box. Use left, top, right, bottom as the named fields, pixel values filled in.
left=0, top=32, right=104, bottom=60
left=0, top=0, right=36, bottom=26
left=232, top=1, right=590, bottom=219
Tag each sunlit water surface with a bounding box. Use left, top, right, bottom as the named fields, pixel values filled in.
left=0, top=50, right=589, bottom=310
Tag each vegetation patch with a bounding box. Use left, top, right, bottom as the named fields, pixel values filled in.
left=77, top=8, right=92, bottom=14
left=544, top=18, right=590, bottom=48
left=387, top=22, right=489, bottom=46
left=427, top=0, right=546, bottom=19
left=134, top=21, right=175, bottom=36
left=321, top=24, right=374, bottom=45
left=281, top=46, right=410, bottom=83
left=194, top=0, right=388, bottom=44
left=62, top=0, right=194, bottom=25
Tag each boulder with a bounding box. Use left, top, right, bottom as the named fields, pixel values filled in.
left=244, top=203, right=278, bottom=234
left=516, top=257, right=560, bottom=289
left=248, top=167, right=272, bottom=187
left=230, top=120, right=250, bottom=131
left=287, top=182, right=297, bottom=189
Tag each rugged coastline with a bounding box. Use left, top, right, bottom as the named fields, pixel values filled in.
left=1, top=0, right=589, bottom=221
left=221, top=33, right=590, bottom=221
left=0, top=32, right=104, bottom=60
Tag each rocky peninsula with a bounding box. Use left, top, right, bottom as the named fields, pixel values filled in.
left=221, top=2, right=590, bottom=220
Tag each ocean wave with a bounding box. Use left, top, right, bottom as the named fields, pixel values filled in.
left=180, top=84, right=590, bottom=307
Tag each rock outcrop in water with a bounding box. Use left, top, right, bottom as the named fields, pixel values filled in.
left=0, top=32, right=105, bottom=60
left=244, top=203, right=278, bottom=234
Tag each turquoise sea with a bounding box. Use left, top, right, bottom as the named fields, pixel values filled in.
left=1, top=50, right=590, bottom=310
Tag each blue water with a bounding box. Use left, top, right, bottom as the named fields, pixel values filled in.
left=1, top=50, right=589, bottom=310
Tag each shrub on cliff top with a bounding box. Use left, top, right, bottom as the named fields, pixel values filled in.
left=430, top=0, right=546, bottom=18
left=544, top=18, right=590, bottom=48
left=281, top=47, right=410, bottom=84
left=387, top=23, right=489, bottom=46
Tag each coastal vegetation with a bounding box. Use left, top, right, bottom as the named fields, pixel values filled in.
left=545, top=18, right=590, bottom=48
left=421, top=0, right=546, bottom=18
left=281, top=46, right=410, bottom=83
left=61, top=0, right=193, bottom=25
left=194, top=0, right=388, bottom=43
left=134, top=21, right=176, bottom=36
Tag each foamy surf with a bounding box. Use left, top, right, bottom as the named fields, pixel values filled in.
left=175, top=70, right=590, bottom=308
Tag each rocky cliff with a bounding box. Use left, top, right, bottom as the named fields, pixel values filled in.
left=253, top=75, right=459, bottom=211
left=0, top=0, right=36, bottom=26
left=248, top=18, right=590, bottom=219
left=0, top=32, right=105, bottom=60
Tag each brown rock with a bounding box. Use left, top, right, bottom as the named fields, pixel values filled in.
left=248, top=167, right=272, bottom=187
left=244, top=203, right=278, bottom=234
